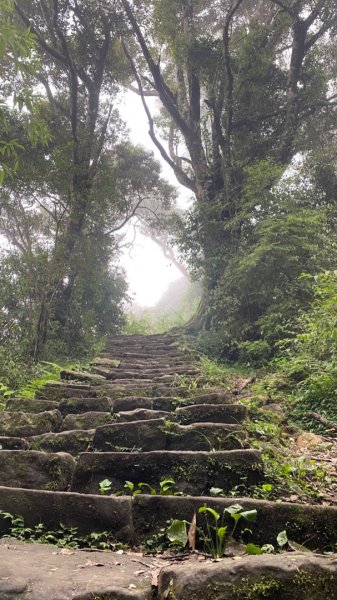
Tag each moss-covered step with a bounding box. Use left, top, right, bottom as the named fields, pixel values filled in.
left=5, top=398, right=59, bottom=413
left=0, top=486, right=132, bottom=541
left=165, top=422, right=247, bottom=450
left=110, top=396, right=171, bottom=412
left=115, top=408, right=171, bottom=422
left=175, top=403, right=247, bottom=424
left=58, top=397, right=113, bottom=415
left=29, top=430, right=94, bottom=454
left=60, top=369, right=106, bottom=383
left=36, top=381, right=97, bottom=400
left=61, top=411, right=115, bottom=431
left=0, top=410, right=62, bottom=437
left=101, top=383, right=189, bottom=398
left=132, top=494, right=337, bottom=550
left=158, top=552, right=337, bottom=600
left=70, top=450, right=263, bottom=495
left=90, top=357, right=121, bottom=367
left=0, top=450, right=75, bottom=490
left=0, top=437, right=29, bottom=450
left=93, top=418, right=167, bottom=451
left=93, top=420, right=247, bottom=452
left=180, top=391, right=235, bottom=405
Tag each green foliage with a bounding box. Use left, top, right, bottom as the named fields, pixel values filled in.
left=273, top=273, right=337, bottom=429
left=98, top=477, right=181, bottom=497
left=0, top=511, right=121, bottom=551
left=198, top=504, right=257, bottom=558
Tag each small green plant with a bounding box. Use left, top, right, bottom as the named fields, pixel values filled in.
left=98, top=477, right=181, bottom=497
left=198, top=503, right=257, bottom=558
left=0, top=511, right=120, bottom=550
left=142, top=518, right=189, bottom=553
left=99, top=479, right=112, bottom=494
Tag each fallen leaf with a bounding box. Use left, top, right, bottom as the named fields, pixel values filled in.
left=129, top=584, right=137, bottom=590
left=60, top=549, right=75, bottom=556
left=116, top=549, right=124, bottom=555
left=134, top=569, right=146, bottom=576
left=188, top=512, right=196, bottom=551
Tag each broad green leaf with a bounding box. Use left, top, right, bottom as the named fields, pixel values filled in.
left=277, top=530, right=288, bottom=548
left=167, top=519, right=188, bottom=547
left=210, top=487, right=224, bottom=496
left=198, top=506, right=220, bottom=522
left=261, top=544, right=275, bottom=553
left=245, top=543, right=263, bottom=555
left=241, top=509, right=257, bottom=523
left=217, top=526, right=228, bottom=542
left=224, top=504, right=243, bottom=515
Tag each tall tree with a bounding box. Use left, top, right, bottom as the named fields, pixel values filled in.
left=121, top=0, right=337, bottom=336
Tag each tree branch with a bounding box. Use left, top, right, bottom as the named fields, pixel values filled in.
left=122, top=38, right=196, bottom=192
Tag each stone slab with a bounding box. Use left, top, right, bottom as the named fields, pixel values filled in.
left=158, top=552, right=337, bottom=600
left=0, top=410, right=62, bottom=437
left=5, top=398, right=59, bottom=413
left=0, top=539, right=155, bottom=599
left=61, top=411, right=114, bottom=431
left=175, top=403, right=247, bottom=424
left=93, top=419, right=167, bottom=452
left=0, top=486, right=133, bottom=541
left=0, top=451, right=75, bottom=491
left=132, top=495, right=337, bottom=550
left=70, top=450, right=263, bottom=495
left=93, top=420, right=247, bottom=452
left=115, top=409, right=171, bottom=422
left=29, top=430, right=94, bottom=454
left=59, top=397, right=113, bottom=415
left=0, top=437, right=29, bottom=450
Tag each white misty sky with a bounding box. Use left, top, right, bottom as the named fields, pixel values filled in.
left=119, top=92, right=191, bottom=308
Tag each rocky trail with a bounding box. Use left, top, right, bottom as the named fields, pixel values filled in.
left=1, top=334, right=337, bottom=599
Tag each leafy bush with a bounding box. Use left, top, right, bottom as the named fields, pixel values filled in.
left=273, top=273, right=337, bottom=428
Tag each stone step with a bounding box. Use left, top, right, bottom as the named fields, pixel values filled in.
left=107, top=369, right=197, bottom=380
left=116, top=408, right=171, bottom=422
left=158, top=553, right=337, bottom=600
left=0, top=539, right=156, bottom=600
left=101, top=384, right=190, bottom=397
left=0, top=410, right=62, bottom=437
left=60, top=411, right=115, bottom=431
left=93, top=419, right=247, bottom=452
left=175, top=403, right=247, bottom=424
left=29, top=430, right=94, bottom=454
left=58, top=396, right=113, bottom=415
left=0, top=451, right=75, bottom=490
left=0, top=437, right=29, bottom=450
left=36, top=381, right=97, bottom=400
left=111, top=396, right=176, bottom=412
left=59, top=369, right=106, bottom=383
left=5, top=398, right=59, bottom=413
left=0, top=487, right=131, bottom=541
left=1, top=487, right=337, bottom=551
left=110, top=394, right=237, bottom=413
left=90, top=357, right=121, bottom=367
left=70, top=450, right=263, bottom=495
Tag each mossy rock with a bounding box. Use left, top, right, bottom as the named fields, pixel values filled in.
left=0, top=410, right=62, bottom=437
left=29, top=430, right=94, bottom=454
left=0, top=450, right=75, bottom=490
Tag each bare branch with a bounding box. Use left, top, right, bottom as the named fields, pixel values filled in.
left=122, top=38, right=196, bottom=192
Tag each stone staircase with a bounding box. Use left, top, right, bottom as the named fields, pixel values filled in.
left=1, top=333, right=337, bottom=599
